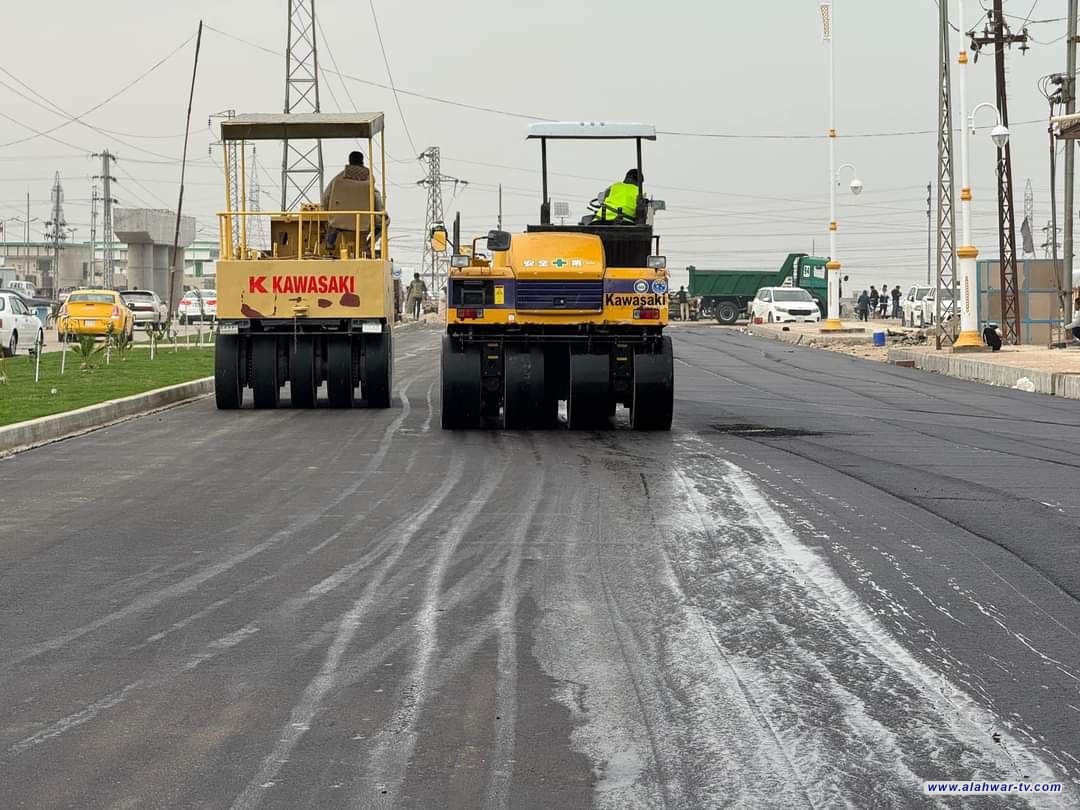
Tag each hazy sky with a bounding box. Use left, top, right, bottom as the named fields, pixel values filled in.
left=0, top=0, right=1074, bottom=289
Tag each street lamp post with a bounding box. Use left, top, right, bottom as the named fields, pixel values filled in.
left=954, top=0, right=1010, bottom=349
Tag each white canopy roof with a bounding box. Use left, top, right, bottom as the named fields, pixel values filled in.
left=527, top=121, right=656, bottom=140
left=221, top=113, right=384, bottom=142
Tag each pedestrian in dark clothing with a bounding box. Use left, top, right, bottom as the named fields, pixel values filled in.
left=857, top=290, right=870, bottom=321
left=868, top=286, right=879, bottom=316
left=878, top=284, right=889, bottom=317
left=891, top=286, right=902, bottom=319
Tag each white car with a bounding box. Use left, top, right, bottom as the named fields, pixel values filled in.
left=900, top=285, right=932, bottom=327
left=177, top=288, right=217, bottom=322
left=918, top=286, right=956, bottom=327
left=750, top=286, right=821, bottom=324
left=0, top=291, right=45, bottom=357
left=121, top=289, right=168, bottom=327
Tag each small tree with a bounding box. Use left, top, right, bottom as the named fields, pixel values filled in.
left=69, top=336, right=105, bottom=371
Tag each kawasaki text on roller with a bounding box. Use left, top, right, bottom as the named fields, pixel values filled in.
left=248, top=275, right=356, bottom=295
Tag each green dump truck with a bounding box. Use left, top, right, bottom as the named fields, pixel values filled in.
left=688, top=253, right=830, bottom=324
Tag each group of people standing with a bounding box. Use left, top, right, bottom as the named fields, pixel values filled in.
left=856, top=285, right=903, bottom=322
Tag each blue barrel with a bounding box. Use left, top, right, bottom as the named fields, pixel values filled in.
left=872, top=330, right=886, bottom=347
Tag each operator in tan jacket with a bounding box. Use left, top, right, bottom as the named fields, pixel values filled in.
left=322, top=151, right=388, bottom=252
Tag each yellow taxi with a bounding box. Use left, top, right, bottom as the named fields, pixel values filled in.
left=57, top=289, right=136, bottom=340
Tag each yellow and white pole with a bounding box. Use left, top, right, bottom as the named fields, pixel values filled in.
left=954, top=0, right=984, bottom=348
left=821, top=2, right=843, bottom=331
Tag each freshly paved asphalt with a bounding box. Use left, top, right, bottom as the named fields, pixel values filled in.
left=2, top=324, right=1079, bottom=808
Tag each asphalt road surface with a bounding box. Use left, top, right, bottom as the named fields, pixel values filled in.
left=2, top=325, right=1079, bottom=809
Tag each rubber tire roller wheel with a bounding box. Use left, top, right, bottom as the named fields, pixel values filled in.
left=251, top=336, right=281, bottom=409
left=362, top=329, right=392, bottom=409
left=289, top=337, right=318, bottom=409
left=503, top=346, right=547, bottom=430
left=326, top=336, right=356, bottom=408
left=630, top=335, right=674, bottom=431
left=214, top=333, right=244, bottom=410
left=440, top=336, right=483, bottom=429
left=567, top=351, right=611, bottom=430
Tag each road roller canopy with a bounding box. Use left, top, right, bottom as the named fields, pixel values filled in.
left=220, top=113, right=385, bottom=142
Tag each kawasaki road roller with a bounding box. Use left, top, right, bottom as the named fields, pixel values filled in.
left=212, top=113, right=393, bottom=409
left=441, top=121, right=673, bottom=430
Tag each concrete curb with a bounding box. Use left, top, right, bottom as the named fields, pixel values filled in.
left=887, top=348, right=1080, bottom=400
left=0, top=377, right=214, bottom=456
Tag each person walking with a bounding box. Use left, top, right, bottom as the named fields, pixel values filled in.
left=868, top=286, right=879, bottom=318
left=878, top=284, right=889, bottom=318
left=891, top=285, right=902, bottom=319
left=676, top=286, right=689, bottom=321
left=857, top=289, right=870, bottom=322
left=405, top=273, right=427, bottom=321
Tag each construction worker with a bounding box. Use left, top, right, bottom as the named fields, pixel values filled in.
left=676, top=286, right=689, bottom=321
left=405, top=272, right=427, bottom=320
left=322, top=151, right=388, bottom=252
left=593, top=169, right=642, bottom=224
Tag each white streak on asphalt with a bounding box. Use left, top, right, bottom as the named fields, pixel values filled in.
left=360, top=461, right=507, bottom=809
left=6, top=371, right=427, bottom=670
left=9, top=682, right=143, bottom=755
left=229, top=454, right=468, bottom=810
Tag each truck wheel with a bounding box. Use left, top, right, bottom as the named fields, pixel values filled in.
left=215, top=334, right=244, bottom=410
left=715, top=301, right=740, bottom=325
left=504, top=345, right=546, bottom=429
left=251, top=336, right=280, bottom=409
left=441, top=336, right=482, bottom=429
left=289, top=337, right=318, bottom=408
left=567, top=351, right=610, bottom=430
left=362, top=329, right=392, bottom=409
left=327, top=336, right=356, bottom=408
left=631, top=336, right=674, bottom=431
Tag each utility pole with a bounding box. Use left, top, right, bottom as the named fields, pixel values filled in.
left=1064, top=0, right=1078, bottom=323
left=926, top=182, right=932, bottom=284
left=417, top=146, right=467, bottom=298
left=281, top=0, right=324, bottom=210
left=935, top=0, right=958, bottom=349
left=819, top=1, right=844, bottom=332
left=44, top=172, right=67, bottom=296
left=970, top=2, right=1027, bottom=344
left=89, top=185, right=99, bottom=285
left=1022, top=178, right=1035, bottom=260
left=93, top=150, right=118, bottom=288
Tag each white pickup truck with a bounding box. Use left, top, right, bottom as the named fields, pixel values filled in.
left=910, top=286, right=956, bottom=327
left=900, top=285, right=931, bottom=327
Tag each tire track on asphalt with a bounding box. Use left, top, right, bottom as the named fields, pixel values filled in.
left=360, top=448, right=509, bottom=809
left=229, top=453, right=469, bottom=810
left=483, top=438, right=545, bottom=810
left=3, top=363, right=432, bottom=672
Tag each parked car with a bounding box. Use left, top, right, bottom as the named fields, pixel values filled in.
left=918, top=286, right=956, bottom=327
left=0, top=291, right=45, bottom=356
left=900, top=285, right=932, bottom=327
left=121, top=289, right=168, bottom=327
left=749, top=286, right=822, bottom=324
left=5, top=279, right=37, bottom=299
left=57, top=289, right=135, bottom=340
left=177, top=288, right=217, bottom=322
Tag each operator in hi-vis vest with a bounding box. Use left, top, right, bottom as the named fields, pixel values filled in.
left=592, top=168, right=642, bottom=224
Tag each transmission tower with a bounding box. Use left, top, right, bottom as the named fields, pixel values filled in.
left=281, top=0, right=324, bottom=210
left=249, top=146, right=267, bottom=250
left=417, top=147, right=467, bottom=297
left=935, top=0, right=958, bottom=349
left=93, top=150, right=118, bottom=288
left=971, top=2, right=1027, bottom=344
left=44, top=172, right=67, bottom=295
left=210, top=110, right=242, bottom=254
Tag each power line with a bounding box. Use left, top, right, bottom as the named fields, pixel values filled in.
left=367, top=0, right=418, bottom=156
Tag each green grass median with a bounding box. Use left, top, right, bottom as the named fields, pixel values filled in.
left=0, top=348, right=213, bottom=427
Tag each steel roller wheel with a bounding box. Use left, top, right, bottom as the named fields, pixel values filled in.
left=362, top=328, right=392, bottom=409
left=504, top=345, right=548, bottom=430
left=630, top=336, right=674, bottom=431
left=214, top=334, right=244, bottom=410
left=327, top=336, right=356, bottom=408
left=441, top=336, right=482, bottom=429
left=251, top=336, right=280, bottom=409
left=567, top=351, right=611, bottom=430
left=289, top=336, right=318, bottom=408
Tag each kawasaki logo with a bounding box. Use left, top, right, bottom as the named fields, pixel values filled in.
left=605, top=293, right=667, bottom=307
left=248, top=275, right=356, bottom=294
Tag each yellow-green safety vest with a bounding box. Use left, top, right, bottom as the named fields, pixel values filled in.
left=597, top=182, right=640, bottom=222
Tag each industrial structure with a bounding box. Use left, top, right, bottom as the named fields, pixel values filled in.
left=281, top=0, right=324, bottom=210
